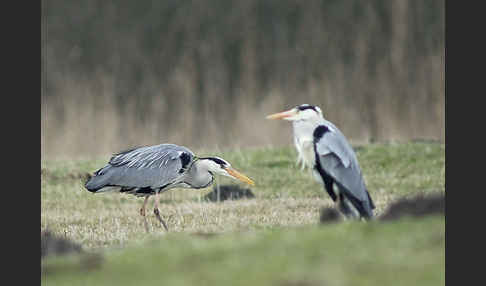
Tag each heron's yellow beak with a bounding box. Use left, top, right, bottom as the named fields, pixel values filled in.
left=225, top=167, right=255, bottom=186
left=265, top=109, right=297, bottom=120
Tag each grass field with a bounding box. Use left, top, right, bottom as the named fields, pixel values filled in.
left=41, top=142, right=445, bottom=285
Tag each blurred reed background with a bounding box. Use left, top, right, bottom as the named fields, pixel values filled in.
left=41, top=0, right=444, bottom=159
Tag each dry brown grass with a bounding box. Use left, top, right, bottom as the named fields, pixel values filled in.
left=42, top=194, right=331, bottom=249
left=41, top=142, right=445, bottom=251
left=41, top=0, right=445, bottom=159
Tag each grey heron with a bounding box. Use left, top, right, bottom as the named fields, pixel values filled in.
left=266, top=104, right=375, bottom=219
left=85, top=143, right=254, bottom=230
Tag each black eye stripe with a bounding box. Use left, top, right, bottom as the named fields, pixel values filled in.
left=200, top=157, right=227, bottom=166
left=297, top=105, right=317, bottom=112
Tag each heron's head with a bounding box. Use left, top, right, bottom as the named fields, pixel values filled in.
left=198, top=157, right=255, bottom=186
left=266, top=104, right=323, bottom=122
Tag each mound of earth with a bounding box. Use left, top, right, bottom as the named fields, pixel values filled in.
left=319, top=192, right=444, bottom=224
left=41, top=230, right=83, bottom=259
left=380, top=192, right=445, bottom=221
left=203, top=184, right=255, bottom=202
left=319, top=207, right=342, bottom=224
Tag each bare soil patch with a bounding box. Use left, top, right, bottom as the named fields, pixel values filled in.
left=41, top=229, right=83, bottom=258
left=380, top=193, right=444, bottom=221
left=203, top=184, right=255, bottom=202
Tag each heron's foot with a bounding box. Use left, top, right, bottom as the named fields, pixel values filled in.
left=154, top=208, right=169, bottom=231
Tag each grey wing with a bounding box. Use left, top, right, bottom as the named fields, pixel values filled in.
left=92, top=144, right=195, bottom=189
left=315, top=121, right=359, bottom=168
left=314, top=129, right=367, bottom=203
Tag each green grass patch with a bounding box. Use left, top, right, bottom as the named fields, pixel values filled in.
left=42, top=216, right=444, bottom=286
left=41, top=142, right=445, bottom=285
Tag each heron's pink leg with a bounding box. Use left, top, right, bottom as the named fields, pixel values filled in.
left=140, top=196, right=150, bottom=216
left=153, top=192, right=169, bottom=231
left=140, top=196, right=151, bottom=232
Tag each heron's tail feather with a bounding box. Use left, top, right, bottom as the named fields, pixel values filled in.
left=366, top=189, right=376, bottom=210
left=341, top=192, right=374, bottom=220
left=356, top=196, right=375, bottom=219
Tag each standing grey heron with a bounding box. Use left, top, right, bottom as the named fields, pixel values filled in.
left=266, top=104, right=375, bottom=219
left=85, top=143, right=254, bottom=231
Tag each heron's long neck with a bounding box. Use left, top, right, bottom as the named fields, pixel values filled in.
left=185, top=160, right=214, bottom=189
left=292, top=116, right=325, bottom=138
left=292, top=116, right=327, bottom=168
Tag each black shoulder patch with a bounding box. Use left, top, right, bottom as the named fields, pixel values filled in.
left=179, top=152, right=192, bottom=173
left=179, top=152, right=192, bottom=169
left=313, top=125, right=330, bottom=140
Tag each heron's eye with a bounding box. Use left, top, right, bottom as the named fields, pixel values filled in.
left=218, top=162, right=228, bottom=170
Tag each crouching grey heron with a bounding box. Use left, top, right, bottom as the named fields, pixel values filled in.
left=85, top=143, right=254, bottom=231
left=266, top=104, right=375, bottom=219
